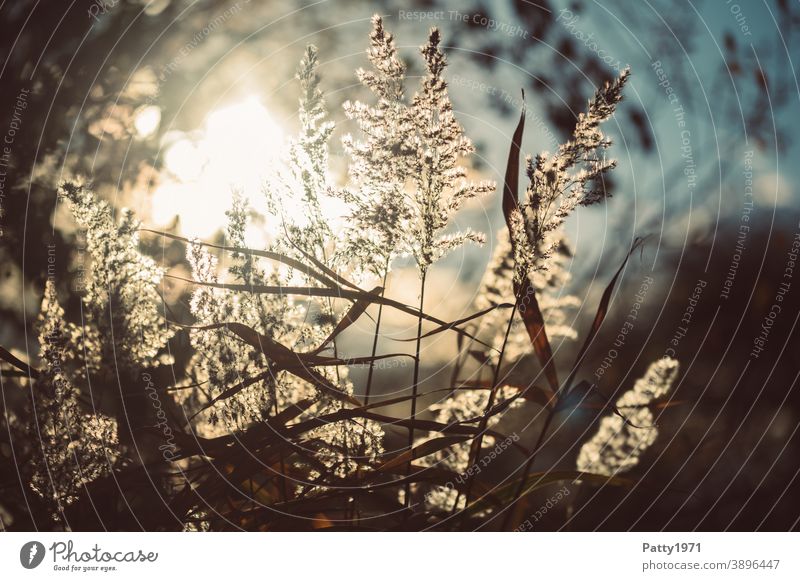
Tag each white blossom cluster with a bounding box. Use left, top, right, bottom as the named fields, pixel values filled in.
left=60, top=182, right=175, bottom=370
left=14, top=182, right=178, bottom=519
left=576, top=357, right=679, bottom=476
left=269, top=45, right=338, bottom=266
left=512, top=70, right=630, bottom=284
left=15, top=19, right=645, bottom=523
left=19, top=282, right=119, bottom=519
left=417, top=386, right=523, bottom=512
left=179, top=51, right=385, bottom=481
left=339, top=15, right=494, bottom=278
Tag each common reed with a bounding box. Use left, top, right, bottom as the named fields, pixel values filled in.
left=0, top=17, right=679, bottom=531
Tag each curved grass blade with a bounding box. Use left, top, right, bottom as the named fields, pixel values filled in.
left=498, top=96, right=559, bottom=393
left=185, top=321, right=362, bottom=406
left=141, top=229, right=338, bottom=288
left=502, top=90, right=525, bottom=219
left=0, top=346, right=40, bottom=378
left=310, top=288, right=382, bottom=355
left=456, top=379, right=556, bottom=409
left=168, top=276, right=496, bottom=352
left=514, top=280, right=560, bottom=392
left=390, top=302, right=515, bottom=342
left=562, top=236, right=646, bottom=394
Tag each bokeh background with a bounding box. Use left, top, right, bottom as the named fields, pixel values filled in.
left=1, top=0, right=799, bottom=530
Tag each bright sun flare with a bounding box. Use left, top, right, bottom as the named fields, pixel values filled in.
left=149, top=97, right=286, bottom=240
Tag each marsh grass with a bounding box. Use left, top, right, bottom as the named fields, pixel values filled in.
left=0, top=17, right=682, bottom=532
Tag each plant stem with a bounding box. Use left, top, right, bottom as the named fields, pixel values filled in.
left=273, top=396, right=289, bottom=503
left=460, top=295, right=520, bottom=513
left=448, top=351, right=465, bottom=394
left=356, top=268, right=387, bottom=524
left=405, top=268, right=427, bottom=508
left=364, top=267, right=389, bottom=406
left=501, top=407, right=556, bottom=530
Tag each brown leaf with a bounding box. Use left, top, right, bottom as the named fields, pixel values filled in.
left=168, top=275, right=496, bottom=352
left=515, top=277, right=560, bottom=393
left=190, top=321, right=362, bottom=407
left=498, top=97, right=560, bottom=393
left=311, top=287, right=382, bottom=355
left=502, top=91, right=526, bottom=222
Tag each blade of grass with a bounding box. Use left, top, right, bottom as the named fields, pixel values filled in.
left=167, top=275, right=496, bottom=352
left=0, top=346, right=40, bottom=378
left=562, top=237, right=646, bottom=394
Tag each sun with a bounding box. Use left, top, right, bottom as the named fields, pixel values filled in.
left=149, top=96, right=286, bottom=241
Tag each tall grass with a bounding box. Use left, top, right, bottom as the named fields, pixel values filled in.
left=0, top=18, right=682, bottom=532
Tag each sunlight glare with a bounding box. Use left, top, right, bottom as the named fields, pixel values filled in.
left=133, top=105, right=161, bottom=138
left=152, top=96, right=285, bottom=239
